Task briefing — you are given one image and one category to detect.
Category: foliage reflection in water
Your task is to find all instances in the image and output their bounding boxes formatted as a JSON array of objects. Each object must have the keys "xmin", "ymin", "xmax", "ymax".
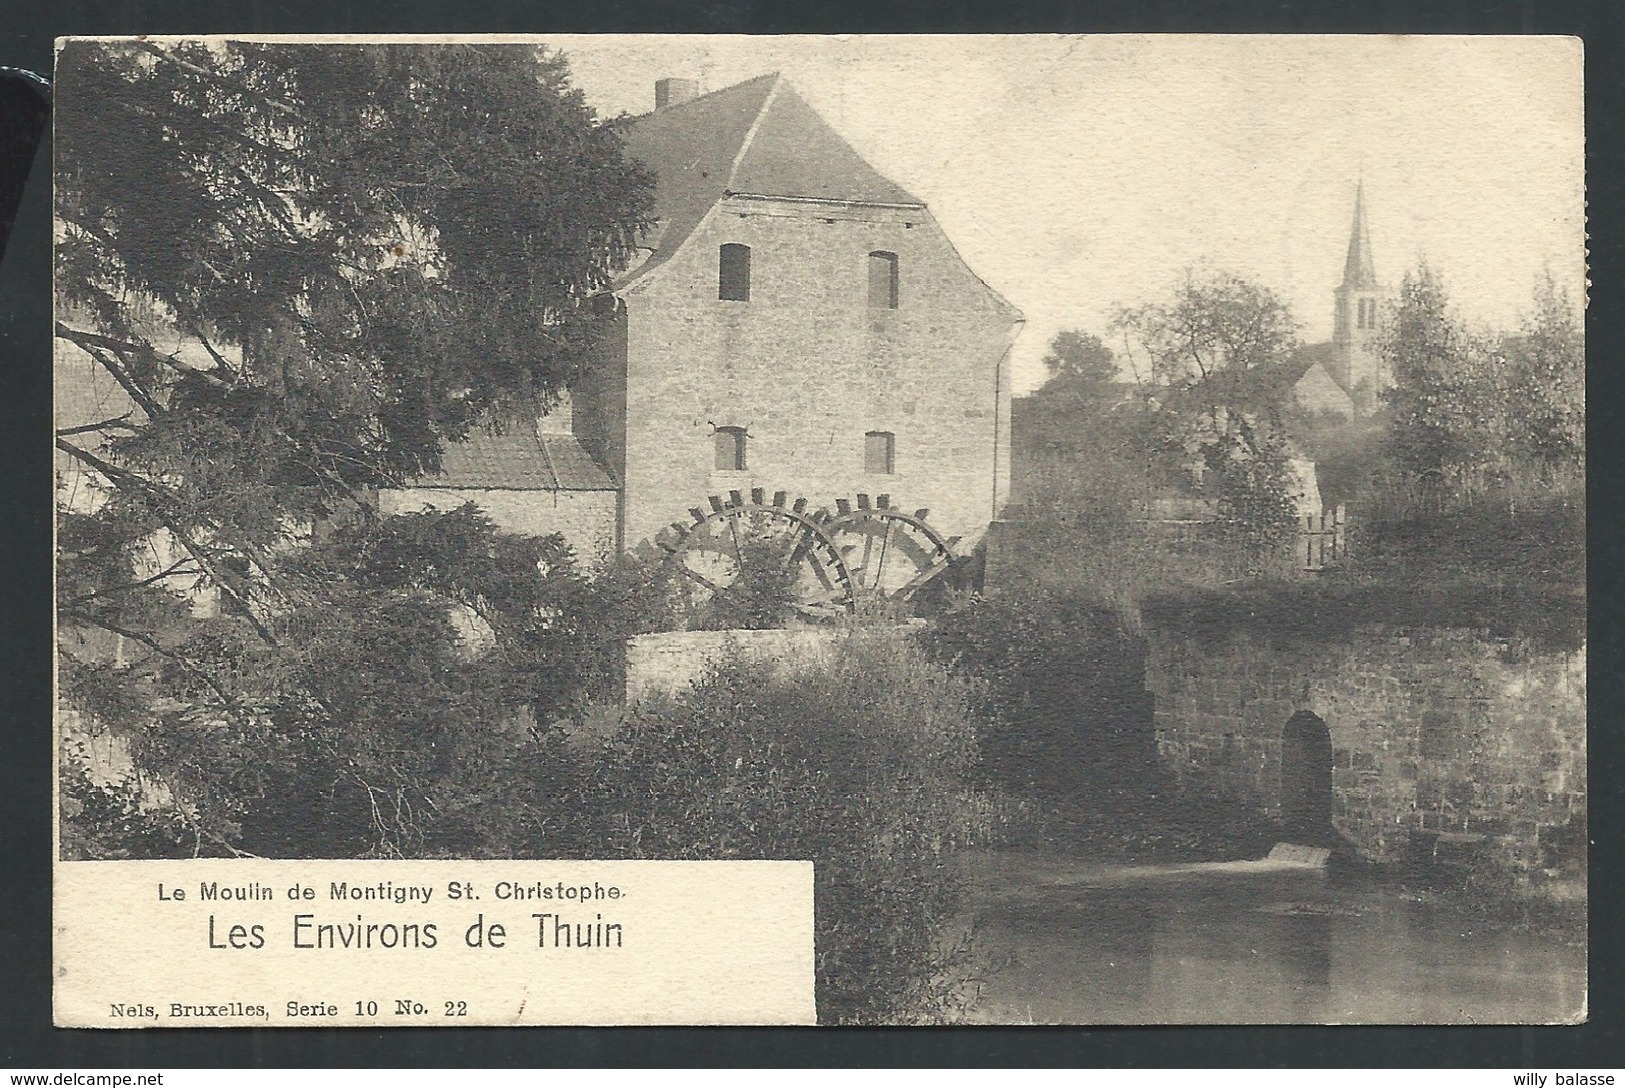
[{"xmin": 965, "ymin": 862, "xmax": 1584, "ymax": 1024}]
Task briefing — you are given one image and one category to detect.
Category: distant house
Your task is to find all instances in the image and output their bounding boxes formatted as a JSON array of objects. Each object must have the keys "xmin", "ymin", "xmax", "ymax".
[{"xmin": 1288, "ymin": 344, "xmax": 1357, "ymax": 420}]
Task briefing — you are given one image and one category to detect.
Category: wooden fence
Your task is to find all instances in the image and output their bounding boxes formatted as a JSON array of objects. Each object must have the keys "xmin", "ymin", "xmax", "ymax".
[
  {"xmin": 1144, "ymin": 503, "xmax": 1349, "ymax": 574},
  {"xmin": 1298, "ymin": 503, "xmax": 1347, "ymax": 572},
  {"xmin": 997, "ymin": 500, "xmax": 1350, "ymax": 579}
]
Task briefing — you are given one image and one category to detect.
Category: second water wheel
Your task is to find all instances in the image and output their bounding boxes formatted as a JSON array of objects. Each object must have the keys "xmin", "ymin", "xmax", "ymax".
[{"xmin": 824, "ymin": 493, "xmax": 960, "ymax": 603}]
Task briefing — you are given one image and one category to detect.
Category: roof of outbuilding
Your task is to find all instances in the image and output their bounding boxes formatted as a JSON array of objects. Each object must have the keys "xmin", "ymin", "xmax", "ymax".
[
  {"xmin": 1294, "ymin": 359, "xmax": 1355, "ymax": 405},
  {"xmin": 1207, "ymin": 341, "xmax": 1342, "ymax": 408},
  {"xmin": 614, "ymin": 73, "xmax": 923, "ymax": 286},
  {"xmin": 414, "ymin": 428, "xmax": 617, "ymax": 492}
]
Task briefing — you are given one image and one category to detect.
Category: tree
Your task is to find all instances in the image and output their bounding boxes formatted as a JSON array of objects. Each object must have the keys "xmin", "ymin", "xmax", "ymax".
[
  {"xmin": 1039, "ymin": 329, "xmax": 1117, "ymax": 401},
  {"xmin": 1112, "ymin": 269, "xmax": 1300, "ymax": 395},
  {"xmin": 54, "ymin": 41, "xmax": 654, "ymax": 857},
  {"xmin": 1380, "ymin": 265, "xmax": 1584, "ymax": 518},
  {"xmin": 1379, "ymin": 263, "xmax": 1507, "ymax": 491},
  {"xmin": 1505, "ymin": 273, "xmax": 1584, "ymax": 470},
  {"xmin": 1110, "ymin": 269, "xmax": 1303, "ymax": 554}
]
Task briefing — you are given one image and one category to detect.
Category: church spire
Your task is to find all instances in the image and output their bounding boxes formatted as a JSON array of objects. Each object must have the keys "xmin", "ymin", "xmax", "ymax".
[
  {"xmin": 1331, "ymin": 179, "xmax": 1386, "ymax": 414},
  {"xmin": 1341, "ymin": 180, "xmax": 1378, "ymax": 290}
]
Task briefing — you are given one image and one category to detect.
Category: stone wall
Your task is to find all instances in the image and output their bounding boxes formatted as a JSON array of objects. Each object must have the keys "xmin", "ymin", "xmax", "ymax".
[
  {"xmin": 624, "ymin": 626, "xmax": 842, "ymax": 703},
  {"xmin": 1144, "ymin": 624, "xmax": 1586, "ymax": 873},
  {"xmin": 380, "ymin": 487, "xmax": 618, "ymax": 570},
  {"xmin": 612, "ymin": 195, "xmax": 1020, "ymax": 553}
]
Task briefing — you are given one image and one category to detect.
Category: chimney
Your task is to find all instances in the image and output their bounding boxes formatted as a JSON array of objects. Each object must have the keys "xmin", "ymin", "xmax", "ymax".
[{"xmin": 654, "ymin": 78, "xmax": 700, "ymax": 109}]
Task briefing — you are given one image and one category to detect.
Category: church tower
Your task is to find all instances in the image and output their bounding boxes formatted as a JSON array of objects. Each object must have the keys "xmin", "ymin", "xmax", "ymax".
[{"xmin": 1331, "ymin": 181, "xmax": 1385, "ymax": 413}]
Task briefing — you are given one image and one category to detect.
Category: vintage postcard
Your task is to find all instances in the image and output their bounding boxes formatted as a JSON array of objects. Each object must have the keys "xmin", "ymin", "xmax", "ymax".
[{"xmin": 53, "ymin": 34, "xmax": 1585, "ymax": 1026}]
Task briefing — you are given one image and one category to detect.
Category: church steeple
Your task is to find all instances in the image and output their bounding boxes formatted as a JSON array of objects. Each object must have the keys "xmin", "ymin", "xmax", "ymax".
[
  {"xmin": 1341, "ymin": 180, "xmax": 1378, "ymax": 291},
  {"xmin": 1332, "ymin": 180, "xmax": 1385, "ymax": 411}
]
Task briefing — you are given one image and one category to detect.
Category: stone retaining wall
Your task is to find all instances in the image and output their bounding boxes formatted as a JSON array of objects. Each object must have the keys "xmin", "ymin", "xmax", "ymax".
[
  {"xmin": 1144, "ymin": 624, "xmax": 1586, "ymax": 873},
  {"xmin": 624, "ymin": 626, "xmax": 842, "ymax": 703}
]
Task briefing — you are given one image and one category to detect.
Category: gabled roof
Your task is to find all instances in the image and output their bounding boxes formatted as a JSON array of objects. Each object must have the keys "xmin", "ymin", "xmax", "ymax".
[
  {"xmin": 1292, "ymin": 360, "xmax": 1356, "ymax": 419},
  {"xmin": 1281, "ymin": 341, "xmax": 1340, "ymax": 387},
  {"xmin": 725, "ymin": 79, "xmax": 919, "ymax": 205},
  {"xmin": 414, "ymin": 429, "xmax": 616, "ymax": 492},
  {"xmin": 615, "ymin": 73, "xmax": 923, "ymax": 285}
]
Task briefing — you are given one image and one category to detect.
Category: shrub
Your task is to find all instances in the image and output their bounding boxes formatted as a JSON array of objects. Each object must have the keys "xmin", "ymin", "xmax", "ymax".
[
  {"xmin": 589, "ymin": 516, "xmax": 807, "ymax": 636},
  {"xmin": 1352, "ymin": 465, "xmax": 1584, "ymax": 591},
  {"xmin": 1005, "ymin": 390, "xmax": 1297, "ymax": 614},
  {"xmin": 58, "ymin": 738, "xmax": 191, "ymax": 860},
  {"xmin": 58, "ymin": 506, "xmax": 626, "ymax": 860},
  {"xmin": 554, "ymin": 629, "xmax": 996, "ymax": 1024},
  {"xmin": 922, "ymin": 591, "xmax": 1154, "ymax": 806}
]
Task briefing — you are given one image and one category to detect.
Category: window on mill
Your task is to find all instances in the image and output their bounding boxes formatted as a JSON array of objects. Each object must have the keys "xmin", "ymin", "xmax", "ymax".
[
  {"xmin": 719, "ymin": 243, "xmax": 751, "ymax": 302},
  {"xmin": 714, "ymin": 426, "xmax": 748, "ymax": 471},
  {"xmin": 868, "ymin": 251, "xmax": 899, "ymax": 309},
  {"xmin": 864, "ymin": 431, "xmax": 895, "ymax": 474}
]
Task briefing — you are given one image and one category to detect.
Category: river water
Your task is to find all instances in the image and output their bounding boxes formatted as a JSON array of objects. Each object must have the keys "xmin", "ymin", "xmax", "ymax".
[{"xmin": 963, "ymin": 852, "xmax": 1586, "ymax": 1024}]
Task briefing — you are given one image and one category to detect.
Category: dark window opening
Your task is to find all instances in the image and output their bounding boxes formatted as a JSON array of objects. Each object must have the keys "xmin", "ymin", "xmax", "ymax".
[
  {"xmin": 715, "ymin": 426, "xmax": 748, "ymax": 471},
  {"xmin": 719, "ymin": 243, "xmax": 751, "ymax": 302},
  {"xmin": 865, "ymin": 431, "xmax": 895, "ymax": 474},
  {"xmin": 868, "ymin": 251, "xmax": 899, "ymax": 309}
]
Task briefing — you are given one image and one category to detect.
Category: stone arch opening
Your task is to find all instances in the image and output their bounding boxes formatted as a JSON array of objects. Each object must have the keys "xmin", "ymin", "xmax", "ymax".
[{"xmin": 1280, "ymin": 709, "xmax": 1333, "ymax": 845}]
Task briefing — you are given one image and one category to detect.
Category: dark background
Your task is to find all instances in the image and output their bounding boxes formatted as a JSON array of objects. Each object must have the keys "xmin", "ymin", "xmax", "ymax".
[{"xmin": 2, "ymin": 0, "xmax": 1619, "ymax": 1068}]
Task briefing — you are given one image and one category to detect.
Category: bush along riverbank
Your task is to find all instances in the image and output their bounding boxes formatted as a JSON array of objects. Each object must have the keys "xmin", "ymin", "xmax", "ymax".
[{"xmin": 554, "ymin": 627, "xmax": 1001, "ymax": 1025}]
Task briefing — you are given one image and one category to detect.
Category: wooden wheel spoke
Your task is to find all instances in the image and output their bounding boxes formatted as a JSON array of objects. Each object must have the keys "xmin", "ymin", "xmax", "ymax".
[
  {"xmin": 781, "ymin": 523, "xmax": 812, "ymax": 573},
  {"xmin": 895, "ymin": 554, "xmax": 953, "ymax": 597},
  {"xmin": 873, "ymin": 518, "xmax": 899, "ymax": 590},
  {"xmin": 674, "ymin": 562, "xmax": 723, "ymax": 593},
  {"xmin": 725, "ymin": 511, "xmax": 746, "ymax": 569},
  {"xmin": 825, "ymin": 506, "xmax": 958, "ymax": 605},
  {"xmin": 857, "ymin": 529, "xmax": 876, "ymax": 585},
  {"xmin": 801, "ymin": 548, "xmax": 837, "ymax": 592}
]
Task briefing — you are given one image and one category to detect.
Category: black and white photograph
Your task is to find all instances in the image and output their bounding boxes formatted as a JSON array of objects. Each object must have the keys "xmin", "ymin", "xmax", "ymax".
[{"xmin": 52, "ymin": 34, "xmax": 1585, "ymax": 1027}]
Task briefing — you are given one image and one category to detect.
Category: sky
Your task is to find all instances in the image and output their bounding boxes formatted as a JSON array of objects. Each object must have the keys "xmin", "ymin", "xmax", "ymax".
[{"xmin": 546, "ymin": 34, "xmax": 1585, "ymax": 394}]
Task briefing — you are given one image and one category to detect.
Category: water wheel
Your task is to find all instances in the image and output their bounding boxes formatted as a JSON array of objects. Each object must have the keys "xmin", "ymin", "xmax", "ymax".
[
  {"xmin": 652, "ymin": 488, "xmax": 855, "ymax": 624},
  {"xmin": 825, "ymin": 492, "xmax": 960, "ymax": 602}
]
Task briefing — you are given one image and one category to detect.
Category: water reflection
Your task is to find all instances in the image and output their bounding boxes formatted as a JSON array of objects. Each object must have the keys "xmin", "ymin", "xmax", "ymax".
[{"xmin": 966, "ymin": 861, "xmax": 1584, "ymax": 1024}]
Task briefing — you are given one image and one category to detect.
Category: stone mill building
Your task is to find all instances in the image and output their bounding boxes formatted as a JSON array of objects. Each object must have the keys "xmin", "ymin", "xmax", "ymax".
[{"xmin": 387, "ymin": 73, "xmax": 1025, "ymax": 572}]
